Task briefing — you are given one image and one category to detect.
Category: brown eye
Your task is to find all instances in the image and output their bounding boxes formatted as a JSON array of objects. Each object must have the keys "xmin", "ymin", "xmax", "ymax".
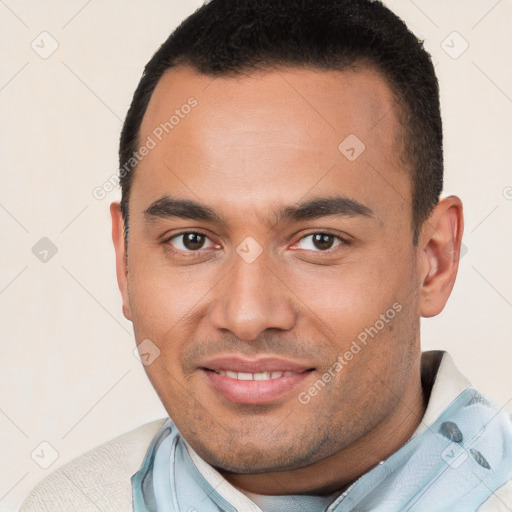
[
  {"xmin": 312, "ymin": 233, "xmax": 335, "ymax": 250},
  {"xmin": 182, "ymin": 232, "xmax": 206, "ymax": 250},
  {"xmin": 167, "ymin": 232, "xmax": 216, "ymax": 253},
  {"xmin": 296, "ymin": 233, "xmax": 344, "ymax": 252}
]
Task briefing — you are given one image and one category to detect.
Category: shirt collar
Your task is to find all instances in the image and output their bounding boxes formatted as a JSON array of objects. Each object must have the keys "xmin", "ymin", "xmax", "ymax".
[{"xmin": 412, "ymin": 350, "xmax": 471, "ymax": 438}]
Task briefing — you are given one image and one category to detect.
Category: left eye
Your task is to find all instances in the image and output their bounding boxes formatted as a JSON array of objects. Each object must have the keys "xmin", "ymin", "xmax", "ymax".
[
  {"xmin": 168, "ymin": 232, "xmax": 217, "ymax": 252},
  {"xmin": 295, "ymin": 233, "xmax": 344, "ymax": 252}
]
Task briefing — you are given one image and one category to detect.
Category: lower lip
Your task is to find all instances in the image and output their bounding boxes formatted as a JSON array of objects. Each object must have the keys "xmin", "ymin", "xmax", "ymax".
[{"xmin": 203, "ymin": 370, "xmax": 313, "ymax": 405}]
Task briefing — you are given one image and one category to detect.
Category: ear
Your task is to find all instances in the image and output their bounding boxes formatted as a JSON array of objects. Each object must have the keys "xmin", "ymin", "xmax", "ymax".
[
  {"xmin": 417, "ymin": 196, "xmax": 464, "ymax": 318},
  {"xmin": 110, "ymin": 201, "xmax": 132, "ymax": 321}
]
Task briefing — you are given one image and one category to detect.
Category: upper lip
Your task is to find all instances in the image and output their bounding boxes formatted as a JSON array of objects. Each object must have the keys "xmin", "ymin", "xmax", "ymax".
[{"xmin": 199, "ymin": 355, "xmax": 314, "ymax": 373}]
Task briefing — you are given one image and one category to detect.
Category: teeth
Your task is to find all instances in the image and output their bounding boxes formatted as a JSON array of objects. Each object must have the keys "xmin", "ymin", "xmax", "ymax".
[
  {"xmin": 254, "ymin": 372, "xmax": 271, "ymax": 380},
  {"xmin": 216, "ymin": 370, "xmax": 296, "ymax": 381}
]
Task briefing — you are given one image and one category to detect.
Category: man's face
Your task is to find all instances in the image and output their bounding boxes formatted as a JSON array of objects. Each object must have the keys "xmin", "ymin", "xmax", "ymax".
[{"xmin": 118, "ymin": 65, "xmax": 424, "ymax": 473}]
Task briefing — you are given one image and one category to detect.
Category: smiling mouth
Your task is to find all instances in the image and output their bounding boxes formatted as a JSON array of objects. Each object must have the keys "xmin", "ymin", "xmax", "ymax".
[
  {"xmin": 201, "ymin": 367, "xmax": 316, "ymax": 404},
  {"xmin": 208, "ymin": 369, "xmax": 306, "ymax": 380}
]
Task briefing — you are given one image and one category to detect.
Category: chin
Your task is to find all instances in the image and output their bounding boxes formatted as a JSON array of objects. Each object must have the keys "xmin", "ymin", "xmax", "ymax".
[{"xmin": 190, "ymin": 434, "xmax": 333, "ymax": 474}]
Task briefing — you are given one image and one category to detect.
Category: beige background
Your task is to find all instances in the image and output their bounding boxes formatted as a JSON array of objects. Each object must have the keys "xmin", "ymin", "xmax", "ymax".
[{"xmin": 1, "ymin": 1, "xmax": 511, "ymax": 510}]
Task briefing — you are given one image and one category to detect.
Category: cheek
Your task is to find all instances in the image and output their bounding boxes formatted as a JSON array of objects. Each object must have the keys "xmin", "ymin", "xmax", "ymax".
[
  {"xmin": 295, "ymin": 258, "xmax": 406, "ymax": 331},
  {"xmin": 301, "ymin": 251, "xmax": 417, "ymax": 367},
  {"xmin": 127, "ymin": 248, "xmax": 211, "ymax": 331}
]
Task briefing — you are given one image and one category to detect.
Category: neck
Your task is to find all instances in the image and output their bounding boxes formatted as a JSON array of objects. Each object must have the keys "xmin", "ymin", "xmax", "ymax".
[{"xmin": 220, "ymin": 365, "xmax": 427, "ymax": 497}]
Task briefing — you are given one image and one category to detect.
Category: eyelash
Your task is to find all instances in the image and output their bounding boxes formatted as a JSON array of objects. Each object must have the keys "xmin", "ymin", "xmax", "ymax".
[
  {"xmin": 292, "ymin": 232, "xmax": 347, "ymax": 253},
  {"xmin": 162, "ymin": 229, "xmax": 216, "ymax": 258},
  {"xmin": 162, "ymin": 230, "xmax": 349, "ymax": 258}
]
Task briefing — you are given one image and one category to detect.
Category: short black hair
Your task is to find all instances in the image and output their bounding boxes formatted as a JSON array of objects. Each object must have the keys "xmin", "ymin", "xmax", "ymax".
[{"xmin": 119, "ymin": 0, "xmax": 443, "ymax": 245}]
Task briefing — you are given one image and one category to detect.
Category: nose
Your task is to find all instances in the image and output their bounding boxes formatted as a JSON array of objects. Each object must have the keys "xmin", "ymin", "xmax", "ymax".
[{"xmin": 209, "ymin": 250, "xmax": 297, "ymax": 341}]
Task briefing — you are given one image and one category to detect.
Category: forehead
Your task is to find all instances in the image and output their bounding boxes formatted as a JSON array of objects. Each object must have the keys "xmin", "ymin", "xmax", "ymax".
[
  {"xmin": 141, "ymin": 64, "xmax": 400, "ymax": 148},
  {"xmin": 133, "ymin": 64, "xmax": 410, "ymax": 226}
]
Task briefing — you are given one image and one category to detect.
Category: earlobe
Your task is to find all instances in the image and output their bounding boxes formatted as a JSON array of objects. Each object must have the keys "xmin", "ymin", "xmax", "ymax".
[
  {"xmin": 110, "ymin": 201, "xmax": 132, "ymax": 321},
  {"xmin": 418, "ymin": 196, "xmax": 464, "ymax": 318}
]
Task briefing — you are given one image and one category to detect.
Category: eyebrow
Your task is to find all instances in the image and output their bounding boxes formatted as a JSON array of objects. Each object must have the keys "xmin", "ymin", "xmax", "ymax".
[
  {"xmin": 144, "ymin": 196, "xmax": 224, "ymax": 224},
  {"xmin": 274, "ymin": 196, "xmax": 373, "ymax": 225},
  {"xmin": 143, "ymin": 195, "xmax": 373, "ymax": 227}
]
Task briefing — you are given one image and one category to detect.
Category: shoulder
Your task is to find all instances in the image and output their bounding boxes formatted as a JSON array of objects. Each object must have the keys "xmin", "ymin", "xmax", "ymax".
[
  {"xmin": 478, "ymin": 480, "xmax": 512, "ymax": 511},
  {"xmin": 19, "ymin": 418, "xmax": 167, "ymax": 512}
]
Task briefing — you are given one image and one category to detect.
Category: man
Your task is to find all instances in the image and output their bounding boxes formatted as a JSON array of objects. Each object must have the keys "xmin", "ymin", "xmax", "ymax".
[{"xmin": 20, "ymin": 0, "xmax": 512, "ymax": 511}]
